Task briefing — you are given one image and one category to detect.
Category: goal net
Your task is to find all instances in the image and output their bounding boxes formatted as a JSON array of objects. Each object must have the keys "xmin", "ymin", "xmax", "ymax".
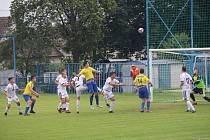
[{"xmin": 149, "ymin": 48, "xmax": 210, "ymax": 102}]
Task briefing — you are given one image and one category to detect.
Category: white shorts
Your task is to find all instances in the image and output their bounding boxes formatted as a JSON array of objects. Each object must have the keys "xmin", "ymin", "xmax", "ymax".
[
  {"xmin": 7, "ymin": 95, "xmax": 20, "ymax": 104},
  {"xmin": 75, "ymin": 85, "xmax": 87, "ymax": 97},
  {"xmin": 103, "ymin": 90, "xmax": 114, "ymax": 100},
  {"xmin": 58, "ymin": 90, "xmax": 69, "ymax": 99},
  {"xmin": 182, "ymin": 90, "xmax": 191, "ymax": 101}
]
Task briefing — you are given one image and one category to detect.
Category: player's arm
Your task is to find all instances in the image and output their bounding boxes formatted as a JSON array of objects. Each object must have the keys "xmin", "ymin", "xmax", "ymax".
[
  {"xmin": 54, "ymin": 80, "xmax": 59, "ymax": 85},
  {"xmin": 3, "ymin": 90, "xmax": 9, "ymax": 97},
  {"xmin": 180, "ymin": 81, "xmax": 184, "ymax": 88},
  {"xmin": 29, "ymin": 86, "xmax": 39, "ymax": 97}
]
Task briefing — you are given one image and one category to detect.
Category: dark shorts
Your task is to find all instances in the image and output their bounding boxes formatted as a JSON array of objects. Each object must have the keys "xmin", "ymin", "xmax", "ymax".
[
  {"xmin": 86, "ymin": 80, "xmax": 98, "ymax": 94},
  {"xmin": 23, "ymin": 95, "xmax": 32, "ymax": 102},
  {"xmin": 193, "ymin": 87, "xmax": 203, "ymax": 94},
  {"xmin": 138, "ymin": 86, "xmax": 149, "ymax": 99}
]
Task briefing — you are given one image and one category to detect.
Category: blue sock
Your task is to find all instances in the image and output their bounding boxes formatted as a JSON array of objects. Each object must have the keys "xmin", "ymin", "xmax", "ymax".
[
  {"xmin": 147, "ymin": 101, "xmax": 151, "ymax": 111},
  {"xmin": 24, "ymin": 106, "xmax": 30, "ymax": 114},
  {"xmin": 90, "ymin": 95, "xmax": 94, "ymax": 105},
  {"xmin": 140, "ymin": 102, "xmax": 145, "ymax": 111},
  {"xmin": 95, "ymin": 95, "xmax": 99, "ymax": 105}
]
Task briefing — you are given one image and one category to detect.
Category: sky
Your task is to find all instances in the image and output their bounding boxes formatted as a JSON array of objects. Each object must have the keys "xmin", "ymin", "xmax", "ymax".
[{"xmin": 0, "ymin": 0, "xmax": 12, "ymax": 17}]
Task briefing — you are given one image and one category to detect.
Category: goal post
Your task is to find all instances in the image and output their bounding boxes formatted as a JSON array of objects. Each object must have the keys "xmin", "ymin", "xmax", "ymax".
[
  {"xmin": 149, "ymin": 48, "xmax": 210, "ymax": 102},
  {"xmin": 0, "ymin": 35, "xmax": 16, "ymax": 92}
]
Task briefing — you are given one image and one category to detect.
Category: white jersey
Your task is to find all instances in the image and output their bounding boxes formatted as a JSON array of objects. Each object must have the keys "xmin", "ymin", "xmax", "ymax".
[
  {"xmin": 58, "ymin": 76, "xmax": 68, "ymax": 93},
  {"xmin": 103, "ymin": 77, "xmax": 119, "ymax": 92},
  {"xmin": 180, "ymin": 72, "xmax": 192, "ymax": 90},
  {"xmin": 72, "ymin": 75, "xmax": 85, "ymax": 87},
  {"xmin": 56, "ymin": 74, "xmax": 62, "ymax": 88},
  {"xmin": 4, "ymin": 83, "xmax": 19, "ymax": 98}
]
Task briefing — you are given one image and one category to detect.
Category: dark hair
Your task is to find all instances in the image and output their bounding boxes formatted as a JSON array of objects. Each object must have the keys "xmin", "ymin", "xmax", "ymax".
[
  {"xmin": 140, "ymin": 68, "xmax": 144, "ymax": 74},
  {"xmin": 194, "ymin": 67, "xmax": 198, "ymax": 71},
  {"xmin": 110, "ymin": 71, "xmax": 116, "ymax": 76},
  {"xmin": 31, "ymin": 75, "xmax": 36, "ymax": 80},
  {"xmin": 182, "ymin": 66, "xmax": 187, "ymax": 72},
  {"xmin": 60, "ymin": 68, "xmax": 66, "ymax": 73},
  {"xmin": 8, "ymin": 77, "xmax": 14, "ymax": 81},
  {"xmin": 83, "ymin": 61, "xmax": 89, "ymax": 67}
]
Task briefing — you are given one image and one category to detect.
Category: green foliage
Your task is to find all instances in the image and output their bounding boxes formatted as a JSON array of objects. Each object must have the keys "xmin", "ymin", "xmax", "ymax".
[{"xmin": 162, "ymin": 33, "xmax": 190, "ymax": 48}]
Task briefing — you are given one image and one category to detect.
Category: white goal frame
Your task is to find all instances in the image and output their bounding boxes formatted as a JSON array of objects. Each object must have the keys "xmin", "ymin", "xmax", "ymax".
[{"xmin": 149, "ymin": 48, "xmax": 210, "ymax": 102}]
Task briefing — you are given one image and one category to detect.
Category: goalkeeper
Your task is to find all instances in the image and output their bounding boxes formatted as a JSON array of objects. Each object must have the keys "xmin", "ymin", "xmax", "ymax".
[{"xmin": 190, "ymin": 67, "xmax": 210, "ymax": 105}]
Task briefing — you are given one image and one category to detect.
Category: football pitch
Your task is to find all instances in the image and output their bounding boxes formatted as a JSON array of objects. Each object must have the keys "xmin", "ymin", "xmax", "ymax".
[{"xmin": 0, "ymin": 93, "xmax": 210, "ymax": 140}]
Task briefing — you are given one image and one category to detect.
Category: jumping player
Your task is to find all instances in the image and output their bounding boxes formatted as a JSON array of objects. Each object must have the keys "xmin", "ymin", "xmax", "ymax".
[
  {"xmin": 23, "ymin": 75, "xmax": 39, "ymax": 116},
  {"xmin": 57, "ymin": 72, "xmax": 71, "ymax": 113},
  {"xmin": 134, "ymin": 69, "xmax": 152, "ymax": 112},
  {"xmin": 79, "ymin": 61, "xmax": 102, "ymax": 110},
  {"xmin": 180, "ymin": 66, "xmax": 196, "ymax": 113},
  {"xmin": 102, "ymin": 72, "xmax": 122, "ymax": 113},
  {"xmin": 190, "ymin": 67, "xmax": 210, "ymax": 105},
  {"xmin": 3, "ymin": 77, "xmax": 23, "ymax": 116},
  {"xmin": 71, "ymin": 70, "xmax": 87, "ymax": 114}
]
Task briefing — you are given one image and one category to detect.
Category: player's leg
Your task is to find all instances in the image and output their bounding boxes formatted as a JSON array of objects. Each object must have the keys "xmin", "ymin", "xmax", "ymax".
[
  {"xmin": 138, "ymin": 87, "xmax": 146, "ymax": 112},
  {"xmin": 185, "ymin": 90, "xmax": 196, "ymax": 113},
  {"xmin": 145, "ymin": 87, "xmax": 151, "ymax": 112},
  {"xmin": 4, "ymin": 98, "xmax": 12, "ymax": 116},
  {"xmin": 13, "ymin": 96, "xmax": 23, "ymax": 115},
  {"xmin": 191, "ymin": 88, "xmax": 198, "ymax": 105},
  {"xmin": 103, "ymin": 91, "xmax": 110, "ymax": 107},
  {"xmin": 109, "ymin": 95, "xmax": 115, "ymax": 113},
  {"xmin": 23, "ymin": 95, "xmax": 32, "ymax": 116},
  {"xmin": 76, "ymin": 87, "xmax": 81, "ymax": 113},
  {"xmin": 201, "ymin": 88, "xmax": 210, "ymax": 102},
  {"xmin": 65, "ymin": 95, "xmax": 71, "ymax": 113},
  {"xmin": 87, "ymin": 82, "xmax": 95, "ymax": 110},
  {"xmin": 93, "ymin": 82, "xmax": 102, "ymax": 108},
  {"xmin": 30, "ymin": 96, "xmax": 36, "ymax": 113},
  {"xmin": 57, "ymin": 92, "xmax": 65, "ymax": 113}
]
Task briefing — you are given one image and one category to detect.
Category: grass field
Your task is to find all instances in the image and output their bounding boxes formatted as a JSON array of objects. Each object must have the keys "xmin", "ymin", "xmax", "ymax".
[{"xmin": 0, "ymin": 93, "xmax": 210, "ymax": 140}]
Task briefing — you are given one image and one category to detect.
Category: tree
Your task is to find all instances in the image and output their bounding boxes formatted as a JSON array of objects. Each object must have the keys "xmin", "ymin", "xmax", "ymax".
[
  {"xmin": 10, "ymin": 0, "xmax": 54, "ymax": 74},
  {"xmin": 99, "ymin": 0, "xmax": 145, "ymax": 59}
]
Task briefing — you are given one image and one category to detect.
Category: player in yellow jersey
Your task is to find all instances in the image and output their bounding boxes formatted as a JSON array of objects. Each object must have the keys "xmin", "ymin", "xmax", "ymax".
[
  {"xmin": 23, "ymin": 75, "xmax": 39, "ymax": 116},
  {"xmin": 134, "ymin": 69, "xmax": 152, "ymax": 112},
  {"xmin": 79, "ymin": 61, "xmax": 102, "ymax": 110}
]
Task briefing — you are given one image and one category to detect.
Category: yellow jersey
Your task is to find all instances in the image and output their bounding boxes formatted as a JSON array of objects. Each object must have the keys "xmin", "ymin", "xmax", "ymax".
[
  {"xmin": 23, "ymin": 81, "xmax": 34, "ymax": 95},
  {"xmin": 79, "ymin": 66, "xmax": 96, "ymax": 81},
  {"xmin": 134, "ymin": 74, "xmax": 149, "ymax": 87}
]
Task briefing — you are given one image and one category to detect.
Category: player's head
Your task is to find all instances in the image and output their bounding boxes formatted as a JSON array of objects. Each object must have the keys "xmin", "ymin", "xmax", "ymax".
[
  {"xmin": 182, "ymin": 66, "xmax": 187, "ymax": 72},
  {"xmin": 60, "ymin": 68, "xmax": 67, "ymax": 75},
  {"xmin": 62, "ymin": 71, "xmax": 67, "ymax": 78},
  {"xmin": 140, "ymin": 68, "xmax": 144, "ymax": 74},
  {"xmin": 8, "ymin": 77, "xmax": 15, "ymax": 84},
  {"xmin": 194, "ymin": 67, "xmax": 198, "ymax": 75},
  {"xmin": 31, "ymin": 75, "xmax": 37, "ymax": 82},
  {"xmin": 110, "ymin": 71, "xmax": 116, "ymax": 78},
  {"xmin": 83, "ymin": 61, "xmax": 90, "ymax": 68},
  {"xmin": 131, "ymin": 65, "xmax": 136, "ymax": 70}
]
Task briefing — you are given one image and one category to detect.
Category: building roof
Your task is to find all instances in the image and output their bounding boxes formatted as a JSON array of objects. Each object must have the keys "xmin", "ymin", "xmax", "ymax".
[{"xmin": 0, "ymin": 17, "xmax": 11, "ymax": 35}]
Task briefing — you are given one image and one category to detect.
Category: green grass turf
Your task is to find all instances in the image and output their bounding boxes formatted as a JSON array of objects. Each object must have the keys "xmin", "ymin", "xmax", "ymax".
[{"xmin": 0, "ymin": 93, "xmax": 210, "ymax": 140}]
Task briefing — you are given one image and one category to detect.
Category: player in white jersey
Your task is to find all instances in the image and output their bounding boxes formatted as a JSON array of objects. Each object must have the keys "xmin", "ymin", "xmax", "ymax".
[
  {"xmin": 180, "ymin": 66, "xmax": 196, "ymax": 113},
  {"xmin": 71, "ymin": 71, "xmax": 87, "ymax": 113},
  {"xmin": 57, "ymin": 72, "xmax": 71, "ymax": 113},
  {"xmin": 102, "ymin": 72, "xmax": 122, "ymax": 113},
  {"xmin": 3, "ymin": 77, "xmax": 23, "ymax": 116},
  {"xmin": 55, "ymin": 68, "xmax": 67, "ymax": 112}
]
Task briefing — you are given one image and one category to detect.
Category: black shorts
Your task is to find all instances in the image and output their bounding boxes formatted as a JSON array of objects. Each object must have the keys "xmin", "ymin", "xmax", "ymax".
[{"xmin": 193, "ymin": 87, "xmax": 203, "ymax": 94}]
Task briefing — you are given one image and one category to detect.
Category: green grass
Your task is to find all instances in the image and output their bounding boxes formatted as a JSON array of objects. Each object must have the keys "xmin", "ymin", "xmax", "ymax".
[{"xmin": 0, "ymin": 93, "xmax": 210, "ymax": 140}]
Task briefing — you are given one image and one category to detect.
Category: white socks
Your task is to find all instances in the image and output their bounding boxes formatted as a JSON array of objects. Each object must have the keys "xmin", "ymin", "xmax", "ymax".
[
  {"xmin": 186, "ymin": 101, "xmax": 195, "ymax": 111},
  {"xmin": 109, "ymin": 101, "xmax": 115, "ymax": 111},
  {"xmin": 76, "ymin": 100, "xmax": 80, "ymax": 111}
]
